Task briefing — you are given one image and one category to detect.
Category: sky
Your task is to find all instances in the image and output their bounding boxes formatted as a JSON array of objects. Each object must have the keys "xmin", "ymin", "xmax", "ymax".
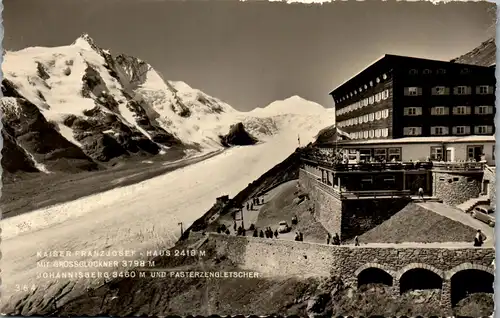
[{"xmin": 2, "ymin": 0, "xmax": 496, "ymax": 111}]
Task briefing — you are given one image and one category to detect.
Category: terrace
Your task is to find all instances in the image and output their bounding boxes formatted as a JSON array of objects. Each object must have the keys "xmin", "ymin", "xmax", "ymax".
[{"xmin": 301, "ymin": 156, "xmax": 485, "ymax": 173}]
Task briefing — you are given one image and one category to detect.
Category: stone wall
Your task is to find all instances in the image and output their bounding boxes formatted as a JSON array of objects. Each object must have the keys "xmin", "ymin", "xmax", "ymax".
[
  {"xmin": 208, "ymin": 233, "xmax": 494, "ymax": 314},
  {"xmin": 482, "ymin": 167, "xmax": 496, "ymax": 208},
  {"xmin": 432, "ymin": 171, "xmax": 482, "ymax": 206},
  {"xmin": 299, "ymin": 169, "xmax": 410, "ymax": 240},
  {"xmin": 299, "ymin": 169, "xmax": 342, "ymax": 236},
  {"xmin": 209, "ymin": 233, "xmax": 494, "ymax": 280}
]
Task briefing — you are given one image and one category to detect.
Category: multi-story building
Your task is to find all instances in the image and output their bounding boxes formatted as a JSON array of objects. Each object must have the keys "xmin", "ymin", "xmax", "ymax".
[{"xmin": 331, "ymin": 54, "xmax": 496, "ymax": 141}]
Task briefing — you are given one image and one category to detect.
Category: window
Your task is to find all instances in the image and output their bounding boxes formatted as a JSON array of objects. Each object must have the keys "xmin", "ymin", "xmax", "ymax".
[
  {"xmin": 388, "ymin": 148, "xmax": 402, "ymax": 161},
  {"xmin": 406, "ymin": 87, "xmax": 419, "ymax": 96},
  {"xmin": 368, "ymin": 113, "xmax": 374, "ymax": 121},
  {"xmin": 382, "ymin": 74, "xmax": 387, "ymax": 80},
  {"xmin": 375, "ymin": 111, "xmax": 382, "ymax": 120},
  {"xmin": 374, "ymin": 148, "xmax": 387, "ymax": 160},
  {"xmin": 454, "ymin": 86, "xmax": 470, "ymax": 95},
  {"xmin": 383, "ymin": 109, "xmax": 389, "ymax": 118},
  {"xmin": 369, "ymin": 81, "xmax": 373, "ymax": 87},
  {"xmin": 382, "ymin": 128, "xmax": 389, "ymax": 137},
  {"xmin": 453, "ymin": 106, "xmax": 470, "ymax": 115},
  {"xmin": 375, "ymin": 129, "xmax": 381, "ymax": 138},
  {"xmin": 376, "ymin": 77, "xmax": 380, "ymax": 83},
  {"xmin": 432, "ymin": 86, "xmax": 448, "ymax": 95},
  {"xmin": 368, "ymin": 130, "xmax": 375, "ymax": 138},
  {"xmin": 364, "ymin": 114, "xmax": 369, "ymax": 122},
  {"xmin": 375, "ymin": 93, "xmax": 381, "ymax": 102},
  {"xmin": 453, "ymin": 126, "xmax": 470, "ymax": 135},
  {"xmin": 404, "ymin": 127, "xmax": 422, "ymax": 136},
  {"xmin": 382, "ymin": 90, "xmax": 389, "ymax": 99},
  {"xmin": 363, "ymin": 131, "xmax": 369, "ymax": 138},
  {"xmin": 477, "ymin": 85, "xmax": 490, "ymax": 95},
  {"xmin": 437, "ymin": 68, "xmax": 446, "ymax": 74},
  {"xmin": 409, "ymin": 69, "xmax": 418, "ymax": 75},
  {"xmin": 430, "ymin": 146, "xmax": 443, "ymax": 161},
  {"xmin": 431, "ymin": 106, "xmax": 448, "ymax": 115},
  {"xmin": 404, "ymin": 107, "xmax": 422, "ymax": 116},
  {"xmin": 475, "ymin": 125, "xmax": 493, "ymax": 134},
  {"xmin": 361, "ymin": 177, "xmax": 373, "ymax": 184},
  {"xmin": 384, "ymin": 176, "xmax": 396, "ymax": 183},
  {"xmin": 423, "ymin": 69, "xmax": 432, "ymax": 75},
  {"xmin": 476, "ymin": 106, "xmax": 494, "ymax": 115},
  {"xmin": 369, "ymin": 96, "xmax": 374, "ymax": 104},
  {"xmin": 460, "ymin": 68, "xmax": 470, "ymax": 74},
  {"xmin": 431, "ymin": 126, "xmax": 448, "ymax": 136}
]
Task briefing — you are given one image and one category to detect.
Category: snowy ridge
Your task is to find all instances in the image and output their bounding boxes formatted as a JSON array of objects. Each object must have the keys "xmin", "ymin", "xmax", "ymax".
[{"xmin": 1, "ymin": 33, "xmax": 332, "ymax": 174}]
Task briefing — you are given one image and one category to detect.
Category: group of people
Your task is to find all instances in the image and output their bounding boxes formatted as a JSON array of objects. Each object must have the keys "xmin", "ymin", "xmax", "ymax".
[
  {"xmin": 246, "ymin": 196, "xmax": 264, "ymax": 211},
  {"xmin": 253, "ymin": 227, "xmax": 278, "ymax": 239},
  {"xmin": 326, "ymin": 233, "xmax": 342, "ymax": 245},
  {"xmin": 294, "ymin": 232, "xmax": 304, "ymax": 241}
]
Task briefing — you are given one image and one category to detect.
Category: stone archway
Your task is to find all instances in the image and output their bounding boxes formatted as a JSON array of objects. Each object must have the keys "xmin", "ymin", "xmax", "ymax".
[
  {"xmin": 355, "ymin": 263, "xmax": 394, "ymax": 289},
  {"xmin": 397, "ymin": 263, "xmax": 444, "ymax": 294},
  {"xmin": 448, "ymin": 263, "xmax": 494, "ymax": 307}
]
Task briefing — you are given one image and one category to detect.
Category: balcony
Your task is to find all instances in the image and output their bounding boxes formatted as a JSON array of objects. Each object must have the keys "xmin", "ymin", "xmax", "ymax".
[
  {"xmin": 432, "ymin": 161, "xmax": 485, "ymax": 172},
  {"xmin": 301, "ymin": 156, "xmax": 486, "ymax": 173}
]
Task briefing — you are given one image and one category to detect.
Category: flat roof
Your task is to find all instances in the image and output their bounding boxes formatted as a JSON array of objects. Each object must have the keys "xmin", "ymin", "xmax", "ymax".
[
  {"xmin": 329, "ymin": 54, "xmax": 493, "ymax": 96},
  {"xmin": 336, "ymin": 135, "xmax": 495, "ymax": 146}
]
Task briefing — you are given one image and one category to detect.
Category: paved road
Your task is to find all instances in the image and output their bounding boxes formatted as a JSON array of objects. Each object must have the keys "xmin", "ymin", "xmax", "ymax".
[{"xmin": 417, "ymin": 201, "xmax": 494, "ymax": 246}]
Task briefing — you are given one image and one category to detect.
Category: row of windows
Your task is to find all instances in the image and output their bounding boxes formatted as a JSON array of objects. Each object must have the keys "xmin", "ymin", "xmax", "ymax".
[
  {"xmin": 349, "ymin": 128, "xmax": 389, "ymax": 140},
  {"xmin": 408, "ymin": 67, "xmax": 473, "ymax": 76},
  {"xmin": 404, "ymin": 85, "xmax": 494, "ymax": 96},
  {"xmin": 403, "ymin": 125, "xmax": 493, "ymax": 136},
  {"xmin": 430, "ymin": 145, "xmax": 494, "ymax": 161},
  {"xmin": 404, "ymin": 125, "xmax": 493, "ymax": 136},
  {"xmin": 334, "ymin": 74, "xmax": 389, "ymax": 103},
  {"xmin": 336, "ymin": 89, "xmax": 391, "ymax": 116},
  {"xmin": 337, "ymin": 109, "xmax": 390, "ymax": 128},
  {"xmin": 403, "ymin": 106, "xmax": 494, "ymax": 116}
]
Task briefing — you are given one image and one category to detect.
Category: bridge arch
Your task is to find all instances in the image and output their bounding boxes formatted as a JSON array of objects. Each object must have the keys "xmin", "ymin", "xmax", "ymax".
[
  {"xmin": 355, "ymin": 263, "xmax": 394, "ymax": 288},
  {"xmin": 448, "ymin": 263, "xmax": 494, "ymax": 306},
  {"xmin": 397, "ymin": 263, "xmax": 444, "ymax": 294}
]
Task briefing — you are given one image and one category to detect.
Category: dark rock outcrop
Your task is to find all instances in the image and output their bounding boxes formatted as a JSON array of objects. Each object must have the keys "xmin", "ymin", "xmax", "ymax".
[
  {"xmin": 1, "ymin": 97, "xmax": 99, "ymax": 173},
  {"xmin": 219, "ymin": 122, "xmax": 258, "ymax": 147}
]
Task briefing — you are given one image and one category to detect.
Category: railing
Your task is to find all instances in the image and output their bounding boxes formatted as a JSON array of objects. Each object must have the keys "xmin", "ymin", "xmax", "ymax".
[
  {"xmin": 341, "ymin": 189, "xmax": 412, "ymax": 199},
  {"xmin": 302, "ymin": 156, "xmax": 486, "ymax": 173},
  {"xmin": 301, "ymin": 157, "xmax": 433, "ymax": 172},
  {"xmin": 301, "ymin": 169, "xmax": 410, "ymax": 200},
  {"xmin": 432, "ymin": 162, "xmax": 485, "ymax": 171}
]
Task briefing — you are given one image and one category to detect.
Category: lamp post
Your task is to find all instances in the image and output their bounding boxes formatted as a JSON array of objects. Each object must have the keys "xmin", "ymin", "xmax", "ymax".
[{"xmin": 178, "ymin": 222, "xmax": 183, "ymax": 237}]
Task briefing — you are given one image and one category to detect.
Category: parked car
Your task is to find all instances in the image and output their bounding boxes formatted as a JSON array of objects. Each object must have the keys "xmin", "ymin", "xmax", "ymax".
[
  {"xmin": 278, "ymin": 221, "xmax": 291, "ymax": 233},
  {"xmin": 471, "ymin": 205, "xmax": 495, "ymax": 227}
]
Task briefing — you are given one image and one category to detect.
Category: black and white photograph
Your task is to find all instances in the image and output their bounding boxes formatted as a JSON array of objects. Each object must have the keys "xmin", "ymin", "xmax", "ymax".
[{"xmin": 0, "ymin": 0, "xmax": 496, "ymax": 316}]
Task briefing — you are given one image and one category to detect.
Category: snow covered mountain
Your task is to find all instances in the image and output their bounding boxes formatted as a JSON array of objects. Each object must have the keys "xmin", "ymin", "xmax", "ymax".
[{"xmin": 1, "ymin": 34, "xmax": 333, "ymax": 175}]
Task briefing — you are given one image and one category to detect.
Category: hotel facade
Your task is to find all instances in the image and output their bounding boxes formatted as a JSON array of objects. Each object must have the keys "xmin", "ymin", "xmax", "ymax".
[{"xmin": 331, "ymin": 54, "xmax": 496, "ymax": 141}]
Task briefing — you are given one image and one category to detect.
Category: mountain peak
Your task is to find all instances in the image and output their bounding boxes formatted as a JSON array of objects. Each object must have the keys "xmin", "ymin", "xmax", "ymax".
[{"xmin": 72, "ymin": 33, "xmax": 106, "ymax": 55}]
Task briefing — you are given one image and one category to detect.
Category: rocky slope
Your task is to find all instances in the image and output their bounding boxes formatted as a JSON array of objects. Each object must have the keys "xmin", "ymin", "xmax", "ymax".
[
  {"xmin": 1, "ymin": 34, "xmax": 332, "ymax": 176},
  {"xmin": 219, "ymin": 122, "xmax": 258, "ymax": 147},
  {"xmin": 450, "ymin": 37, "xmax": 496, "ymax": 67}
]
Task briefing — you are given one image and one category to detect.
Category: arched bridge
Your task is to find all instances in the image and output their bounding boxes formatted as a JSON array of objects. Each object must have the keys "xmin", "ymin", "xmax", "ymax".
[{"xmin": 208, "ymin": 233, "xmax": 494, "ymax": 314}]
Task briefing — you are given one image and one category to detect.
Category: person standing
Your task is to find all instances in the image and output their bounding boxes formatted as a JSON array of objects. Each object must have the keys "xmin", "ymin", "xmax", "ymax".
[
  {"xmin": 354, "ymin": 236, "xmax": 360, "ymax": 246},
  {"xmin": 474, "ymin": 229, "xmax": 486, "ymax": 247},
  {"xmin": 418, "ymin": 187, "xmax": 425, "ymax": 202},
  {"xmin": 326, "ymin": 233, "xmax": 331, "ymax": 244}
]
